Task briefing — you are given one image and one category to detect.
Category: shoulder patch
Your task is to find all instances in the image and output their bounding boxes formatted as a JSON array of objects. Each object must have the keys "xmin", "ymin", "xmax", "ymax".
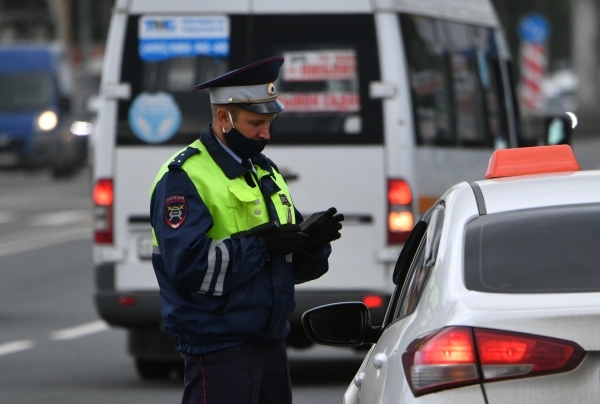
[
  {"xmin": 168, "ymin": 147, "xmax": 200, "ymax": 170},
  {"xmin": 164, "ymin": 195, "xmax": 187, "ymax": 229}
]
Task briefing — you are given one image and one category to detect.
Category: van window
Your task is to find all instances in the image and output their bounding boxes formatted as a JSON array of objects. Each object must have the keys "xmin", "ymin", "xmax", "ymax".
[
  {"xmin": 117, "ymin": 14, "xmax": 382, "ymax": 146},
  {"xmin": 400, "ymin": 14, "xmax": 510, "ymax": 149},
  {"xmin": 0, "ymin": 73, "xmax": 54, "ymax": 111},
  {"xmin": 464, "ymin": 204, "xmax": 600, "ymax": 293}
]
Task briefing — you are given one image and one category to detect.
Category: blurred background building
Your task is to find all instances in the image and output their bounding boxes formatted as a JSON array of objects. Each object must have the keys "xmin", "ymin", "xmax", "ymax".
[{"xmin": 0, "ymin": 0, "xmax": 599, "ymax": 137}]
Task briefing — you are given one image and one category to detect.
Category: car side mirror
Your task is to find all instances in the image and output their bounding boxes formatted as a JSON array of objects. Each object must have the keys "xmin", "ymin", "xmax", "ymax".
[
  {"xmin": 301, "ymin": 302, "xmax": 381, "ymax": 346},
  {"xmin": 545, "ymin": 114, "xmax": 574, "ymax": 146}
]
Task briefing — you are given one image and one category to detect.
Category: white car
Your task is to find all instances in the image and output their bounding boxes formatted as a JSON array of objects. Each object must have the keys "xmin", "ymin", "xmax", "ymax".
[{"xmin": 302, "ymin": 145, "xmax": 600, "ymax": 403}]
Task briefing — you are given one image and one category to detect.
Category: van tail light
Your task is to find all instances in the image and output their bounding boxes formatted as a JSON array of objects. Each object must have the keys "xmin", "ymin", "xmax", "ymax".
[
  {"xmin": 93, "ymin": 178, "xmax": 114, "ymax": 244},
  {"xmin": 387, "ymin": 179, "xmax": 413, "ymax": 244},
  {"xmin": 402, "ymin": 326, "xmax": 586, "ymax": 397}
]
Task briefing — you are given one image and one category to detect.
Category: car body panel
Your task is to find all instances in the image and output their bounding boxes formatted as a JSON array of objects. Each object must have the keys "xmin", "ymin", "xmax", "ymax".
[
  {"xmin": 477, "ymin": 171, "xmax": 600, "ymax": 215},
  {"xmin": 348, "ymin": 168, "xmax": 600, "ymax": 403},
  {"xmin": 483, "ymin": 353, "xmax": 600, "ymax": 403}
]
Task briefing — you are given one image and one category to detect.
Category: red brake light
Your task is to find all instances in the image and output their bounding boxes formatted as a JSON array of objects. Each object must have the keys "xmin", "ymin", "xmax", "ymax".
[
  {"xmin": 93, "ymin": 179, "xmax": 114, "ymax": 205},
  {"xmin": 93, "ymin": 179, "xmax": 113, "ymax": 244},
  {"xmin": 362, "ymin": 295, "xmax": 384, "ymax": 309},
  {"xmin": 402, "ymin": 327, "xmax": 478, "ymax": 397},
  {"xmin": 402, "ymin": 327, "xmax": 586, "ymax": 397},
  {"xmin": 474, "ymin": 328, "xmax": 585, "ymax": 380},
  {"xmin": 485, "ymin": 145, "xmax": 580, "ymax": 179},
  {"xmin": 388, "ymin": 180, "xmax": 412, "ymax": 205},
  {"xmin": 388, "ymin": 179, "xmax": 413, "ymax": 244}
]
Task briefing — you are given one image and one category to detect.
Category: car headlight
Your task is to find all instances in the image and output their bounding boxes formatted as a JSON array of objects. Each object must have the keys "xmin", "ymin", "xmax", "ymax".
[
  {"xmin": 70, "ymin": 121, "xmax": 93, "ymax": 136},
  {"xmin": 37, "ymin": 110, "xmax": 58, "ymax": 131}
]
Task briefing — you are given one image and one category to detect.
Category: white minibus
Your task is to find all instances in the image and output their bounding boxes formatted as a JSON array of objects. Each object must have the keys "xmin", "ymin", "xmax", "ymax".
[{"xmin": 93, "ymin": 0, "xmax": 526, "ymax": 379}]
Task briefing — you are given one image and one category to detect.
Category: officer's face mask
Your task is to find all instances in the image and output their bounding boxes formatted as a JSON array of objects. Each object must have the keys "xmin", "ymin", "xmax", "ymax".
[{"xmin": 223, "ymin": 112, "xmax": 269, "ymax": 161}]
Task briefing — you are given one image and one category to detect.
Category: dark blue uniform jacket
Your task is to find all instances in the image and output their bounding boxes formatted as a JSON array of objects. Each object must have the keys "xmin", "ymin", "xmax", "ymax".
[{"xmin": 150, "ymin": 128, "xmax": 331, "ymax": 355}]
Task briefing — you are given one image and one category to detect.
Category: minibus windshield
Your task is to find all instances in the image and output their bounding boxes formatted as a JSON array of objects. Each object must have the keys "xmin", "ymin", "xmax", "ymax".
[
  {"xmin": 0, "ymin": 73, "xmax": 54, "ymax": 111},
  {"xmin": 117, "ymin": 14, "xmax": 383, "ymax": 146}
]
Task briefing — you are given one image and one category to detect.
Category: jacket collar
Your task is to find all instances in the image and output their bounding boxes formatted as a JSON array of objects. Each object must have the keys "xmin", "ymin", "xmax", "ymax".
[{"xmin": 200, "ymin": 126, "xmax": 274, "ymax": 179}]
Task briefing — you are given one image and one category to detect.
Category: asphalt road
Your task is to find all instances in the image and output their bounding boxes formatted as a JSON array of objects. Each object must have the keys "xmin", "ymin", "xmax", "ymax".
[{"xmin": 0, "ymin": 167, "xmax": 364, "ymax": 404}]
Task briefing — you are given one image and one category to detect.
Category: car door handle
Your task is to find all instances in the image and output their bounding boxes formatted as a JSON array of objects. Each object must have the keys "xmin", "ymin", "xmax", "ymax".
[
  {"xmin": 353, "ymin": 372, "xmax": 365, "ymax": 387},
  {"xmin": 373, "ymin": 353, "xmax": 388, "ymax": 369}
]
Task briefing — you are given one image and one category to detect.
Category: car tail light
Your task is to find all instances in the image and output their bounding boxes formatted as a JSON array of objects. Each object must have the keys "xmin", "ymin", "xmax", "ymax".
[
  {"xmin": 387, "ymin": 179, "xmax": 413, "ymax": 244},
  {"xmin": 93, "ymin": 178, "xmax": 113, "ymax": 244},
  {"xmin": 474, "ymin": 328, "xmax": 586, "ymax": 381},
  {"xmin": 402, "ymin": 327, "xmax": 586, "ymax": 397},
  {"xmin": 402, "ymin": 327, "xmax": 479, "ymax": 397}
]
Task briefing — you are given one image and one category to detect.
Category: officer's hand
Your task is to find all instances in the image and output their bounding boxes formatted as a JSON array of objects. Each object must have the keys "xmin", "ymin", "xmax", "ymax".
[
  {"xmin": 302, "ymin": 207, "xmax": 344, "ymax": 249},
  {"xmin": 260, "ymin": 224, "xmax": 302, "ymax": 256}
]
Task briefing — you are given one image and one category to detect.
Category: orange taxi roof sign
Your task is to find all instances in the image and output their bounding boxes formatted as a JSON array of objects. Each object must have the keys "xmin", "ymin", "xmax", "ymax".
[{"xmin": 485, "ymin": 145, "xmax": 580, "ymax": 179}]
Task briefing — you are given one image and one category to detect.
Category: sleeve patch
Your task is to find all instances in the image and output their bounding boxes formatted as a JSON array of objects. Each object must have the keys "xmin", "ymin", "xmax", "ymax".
[{"xmin": 165, "ymin": 195, "xmax": 187, "ymax": 229}]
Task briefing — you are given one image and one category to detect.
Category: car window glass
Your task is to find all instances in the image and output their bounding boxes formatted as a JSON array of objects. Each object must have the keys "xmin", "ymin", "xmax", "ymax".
[
  {"xmin": 464, "ymin": 204, "xmax": 600, "ymax": 293},
  {"xmin": 394, "ymin": 238, "xmax": 428, "ymax": 320},
  {"xmin": 391, "ymin": 204, "xmax": 444, "ymax": 322},
  {"xmin": 385, "ymin": 220, "xmax": 427, "ymax": 326},
  {"xmin": 424, "ymin": 204, "xmax": 444, "ymax": 266}
]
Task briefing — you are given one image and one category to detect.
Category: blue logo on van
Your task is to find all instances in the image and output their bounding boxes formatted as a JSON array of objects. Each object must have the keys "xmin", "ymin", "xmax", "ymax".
[
  {"xmin": 128, "ymin": 92, "xmax": 182, "ymax": 144},
  {"xmin": 144, "ymin": 19, "xmax": 176, "ymax": 32},
  {"xmin": 138, "ymin": 16, "xmax": 230, "ymax": 61}
]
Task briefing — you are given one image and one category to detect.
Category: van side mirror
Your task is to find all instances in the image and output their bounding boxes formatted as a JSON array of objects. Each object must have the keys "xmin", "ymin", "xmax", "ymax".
[
  {"xmin": 544, "ymin": 114, "xmax": 574, "ymax": 145},
  {"xmin": 301, "ymin": 302, "xmax": 381, "ymax": 346}
]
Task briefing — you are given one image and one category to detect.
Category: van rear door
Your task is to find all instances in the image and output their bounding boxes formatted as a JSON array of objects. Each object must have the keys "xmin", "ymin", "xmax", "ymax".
[{"xmin": 111, "ymin": 13, "xmax": 385, "ymax": 298}]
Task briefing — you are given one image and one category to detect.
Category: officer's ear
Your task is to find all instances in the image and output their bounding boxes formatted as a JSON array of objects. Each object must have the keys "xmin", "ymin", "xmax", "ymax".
[{"xmin": 215, "ymin": 106, "xmax": 232, "ymax": 130}]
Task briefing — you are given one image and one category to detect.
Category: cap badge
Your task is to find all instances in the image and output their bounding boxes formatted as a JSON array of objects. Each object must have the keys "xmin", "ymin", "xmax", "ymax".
[{"xmin": 267, "ymin": 83, "xmax": 276, "ymax": 95}]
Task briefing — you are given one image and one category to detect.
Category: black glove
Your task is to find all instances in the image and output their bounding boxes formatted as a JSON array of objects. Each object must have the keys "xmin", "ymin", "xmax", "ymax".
[
  {"xmin": 260, "ymin": 223, "xmax": 302, "ymax": 256},
  {"xmin": 302, "ymin": 207, "xmax": 344, "ymax": 249}
]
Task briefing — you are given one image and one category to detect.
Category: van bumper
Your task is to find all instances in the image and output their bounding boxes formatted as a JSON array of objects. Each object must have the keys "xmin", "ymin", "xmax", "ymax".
[
  {"xmin": 94, "ymin": 264, "xmax": 161, "ymax": 327},
  {"xmin": 95, "ymin": 291, "xmax": 162, "ymax": 327},
  {"xmin": 290, "ymin": 290, "xmax": 390, "ymax": 327},
  {"xmin": 95, "ymin": 265, "xmax": 390, "ymax": 329}
]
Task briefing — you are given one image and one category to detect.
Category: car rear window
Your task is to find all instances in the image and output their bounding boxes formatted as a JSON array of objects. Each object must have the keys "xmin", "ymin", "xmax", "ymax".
[
  {"xmin": 117, "ymin": 14, "xmax": 382, "ymax": 147},
  {"xmin": 464, "ymin": 204, "xmax": 600, "ymax": 293}
]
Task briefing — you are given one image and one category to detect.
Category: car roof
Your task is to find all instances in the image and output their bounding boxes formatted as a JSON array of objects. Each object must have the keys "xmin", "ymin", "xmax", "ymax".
[{"xmin": 473, "ymin": 170, "xmax": 600, "ymax": 215}]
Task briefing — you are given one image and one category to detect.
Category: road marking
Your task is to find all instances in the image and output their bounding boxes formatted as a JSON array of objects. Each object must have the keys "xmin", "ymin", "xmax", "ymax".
[
  {"xmin": 0, "ymin": 226, "xmax": 91, "ymax": 258},
  {"xmin": 50, "ymin": 320, "xmax": 109, "ymax": 341},
  {"xmin": 28, "ymin": 210, "xmax": 91, "ymax": 227},
  {"xmin": 0, "ymin": 340, "xmax": 35, "ymax": 357},
  {"xmin": 0, "ymin": 211, "xmax": 14, "ymax": 225}
]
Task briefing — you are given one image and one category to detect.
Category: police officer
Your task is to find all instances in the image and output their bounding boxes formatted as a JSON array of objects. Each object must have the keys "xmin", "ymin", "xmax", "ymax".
[{"xmin": 150, "ymin": 56, "xmax": 344, "ymax": 404}]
